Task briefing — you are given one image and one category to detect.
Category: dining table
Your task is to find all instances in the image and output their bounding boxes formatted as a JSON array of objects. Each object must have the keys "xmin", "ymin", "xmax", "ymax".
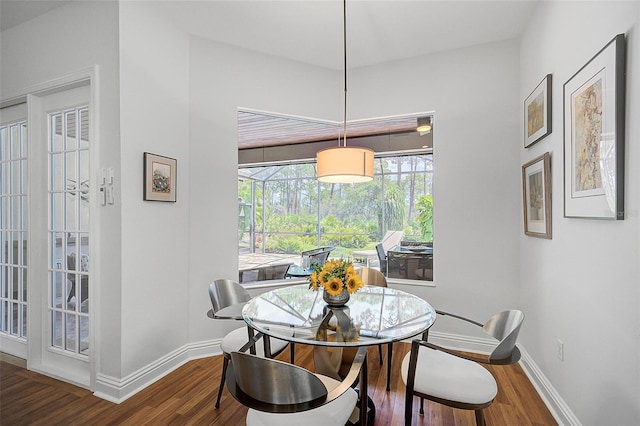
[
  {"xmin": 284, "ymin": 264, "xmax": 314, "ymax": 278},
  {"xmin": 240, "ymin": 283, "xmax": 436, "ymax": 425}
]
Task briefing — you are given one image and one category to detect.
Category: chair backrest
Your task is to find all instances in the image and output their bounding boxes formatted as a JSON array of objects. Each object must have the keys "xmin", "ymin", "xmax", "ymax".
[
  {"xmin": 483, "ymin": 309, "xmax": 525, "ymax": 363},
  {"xmin": 229, "ymin": 351, "xmax": 327, "ymax": 408},
  {"xmin": 375, "ymin": 243, "xmax": 387, "ymax": 275},
  {"xmin": 381, "ymin": 230, "xmax": 404, "ymax": 251},
  {"xmin": 309, "ymin": 249, "xmax": 332, "ymax": 266},
  {"xmin": 209, "ymin": 279, "xmax": 251, "ymax": 312},
  {"xmin": 358, "ymin": 267, "xmax": 387, "ymax": 287},
  {"xmin": 261, "ymin": 262, "xmax": 293, "ymax": 280}
]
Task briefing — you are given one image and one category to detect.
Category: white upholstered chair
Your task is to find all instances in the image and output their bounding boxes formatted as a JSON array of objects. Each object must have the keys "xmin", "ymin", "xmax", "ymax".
[{"xmin": 401, "ymin": 309, "xmax": 524, "ymax": 425}]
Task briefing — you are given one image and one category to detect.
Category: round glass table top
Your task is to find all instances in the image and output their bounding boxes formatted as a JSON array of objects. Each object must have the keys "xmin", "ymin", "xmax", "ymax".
[{"xmin": 242, "ymin": 284, "xmax": 436, "ymax": 347}]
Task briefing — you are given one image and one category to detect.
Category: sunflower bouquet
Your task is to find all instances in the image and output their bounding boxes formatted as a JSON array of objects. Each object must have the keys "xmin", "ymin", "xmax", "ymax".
[{"xmin": 308, "ymin": 258, "xmax": 364, "ymax": 296}]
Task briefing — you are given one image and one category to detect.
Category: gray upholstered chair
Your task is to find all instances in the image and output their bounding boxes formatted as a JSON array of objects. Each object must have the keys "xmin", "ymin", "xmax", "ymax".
[
  {"xmin": 227, "ymin": 350, "xmax": 362, "ymax": 426},
  {"xmin": 302, "ymin": 246, "xmax": 334, "ymax": 267},
  {"xmin": 208, "ymin": 279, "xmax": 292, "ymax": 408},
  {"xmin": 401, "ymin": 309, "xmax": 524, "ymax": 425}
]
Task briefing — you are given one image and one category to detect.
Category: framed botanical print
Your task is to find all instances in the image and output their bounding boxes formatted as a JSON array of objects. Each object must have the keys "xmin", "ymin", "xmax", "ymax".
[
  {"xmin": 522, "ymin": 153, "xmax": 552, "ymax": 239},
  {"xmin": 143, "ymin": 152, "xmax": 177, "ymax": 202},
  {"xmin": 563, "ymin": 34, "xmax": 625, "ymax": 219},
  {"xmin": 524, "ymin": 74, "xmax": 552, "ymax": 148}
]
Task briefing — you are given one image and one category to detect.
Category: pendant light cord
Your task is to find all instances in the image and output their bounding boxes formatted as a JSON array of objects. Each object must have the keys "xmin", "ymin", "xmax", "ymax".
[{"xmin": 342, "ymin": 0, "xmax": 348, "ymax": 147}]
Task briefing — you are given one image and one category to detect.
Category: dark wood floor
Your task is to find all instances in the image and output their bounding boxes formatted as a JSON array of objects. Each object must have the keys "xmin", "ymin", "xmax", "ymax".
[{"xmin": 0, "ymin": 343, "xmax": 556, "ymax": 425}]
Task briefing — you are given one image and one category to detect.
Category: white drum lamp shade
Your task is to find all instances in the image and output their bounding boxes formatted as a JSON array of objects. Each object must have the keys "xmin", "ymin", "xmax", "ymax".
[{"xmin": 316, "ymin": 146, "xmax": 374, "ymax": 184}]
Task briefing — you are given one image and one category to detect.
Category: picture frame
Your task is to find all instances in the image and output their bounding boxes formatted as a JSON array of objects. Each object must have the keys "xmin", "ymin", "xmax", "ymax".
[
  {"xmin": 563, "ymin": 34, "xmax": 625, "ymax": 220},
  {"xmin": 524, "ymin": 74, "xmax": 552, "ymax": 148},
  {"xmin": 522, "ymin": 152, "xmax": 552, "ymax": 239},
  {"xmin": 143, "ymin": 152, "xmax": 177, "ymax": 202}
]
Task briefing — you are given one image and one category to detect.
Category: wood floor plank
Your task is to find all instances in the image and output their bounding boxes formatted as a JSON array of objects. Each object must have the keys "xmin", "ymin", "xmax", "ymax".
[{"xmin": 1, "ymin": 343, "xmax": 557, "ymax": 425}]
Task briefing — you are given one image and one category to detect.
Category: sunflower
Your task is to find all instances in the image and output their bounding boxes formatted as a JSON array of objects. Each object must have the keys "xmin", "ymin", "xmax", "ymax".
[
  {"xmin": 345, "ymin": 274, "xmax": 363, "ymax": 293},
  {"xmin": 308, "ymin": 271, "xmax": 319, "ymax": 291},
  {"xmin": 308, "ymin": 258, "xmax": 363, "ymax": 295},
  {"xmin": 325, "ymin": 277, "xmax": 344, "ymax": 296},
  {"xmin": 318, "ymin": 270, "xmax": 332, "ymax": 285}
]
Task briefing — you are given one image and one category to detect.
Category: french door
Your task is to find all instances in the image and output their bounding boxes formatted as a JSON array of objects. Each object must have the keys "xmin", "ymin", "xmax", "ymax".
[
  {"xmin": 0, "ymin": 103, "xmax": 28, "ymax": 358},
  {"xmin": 28, "ymin": 84, "xmax": 93, "ymax": 387}
]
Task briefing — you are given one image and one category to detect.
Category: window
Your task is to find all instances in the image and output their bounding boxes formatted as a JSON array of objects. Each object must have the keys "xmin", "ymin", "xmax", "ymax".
[{"xmin": 238, "ymin": 154, "xmax": 433, "ymax": 270}]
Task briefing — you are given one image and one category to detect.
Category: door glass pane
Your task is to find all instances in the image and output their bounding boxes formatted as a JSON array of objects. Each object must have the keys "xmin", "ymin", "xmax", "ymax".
[
  {"xmin": 1, "ymin": 301, "xmax": 6, "ymax": 332},
  {"xmin": 21, "ymin": 304, "xmax": 27, "ymax": 337},
  {"xmin": 51, "ymin": 114, "xmax": 63, "ymax": 152},
  {"xmin": 52, "ymin": 271, "xmax": 63, "ymax": 309},
  {"xmin": 51, "ymin": 194, "xmax": 65, "ymax": 230},
  {"xmin": 66, "ymin": 194, "xmax": 77, "ymax": 231},
  {"xmin": 10, "ymin": 125, "xmax": 19, "ymax": 160},
  {"xmin": 52, "ymin": 311, "xmax": 62, "ymax": 348},
  {"xmin": 51, "ymin": 153, "xmax": 65, "ymax": 192},
  {"xmin": 65, "ymin": 111, "xmax": 77, "ymax": 150},
  {"xmin": 79, "ymin": 315, "xmax": 89, "ymax": 353},
  {"xmin": 65, "ymin": 313, "xmax": 76, "ymax": 352},
  {"xmin": 11, "ymin": 302, "xmax": 18, "ymax": 335}
]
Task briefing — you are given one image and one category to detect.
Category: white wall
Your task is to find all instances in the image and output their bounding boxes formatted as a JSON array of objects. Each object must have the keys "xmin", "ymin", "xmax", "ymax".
[
  {"xmin": 352, "ymin": 40, "xmax": 522, "ymax": 332},
  {"xmin": 188, "ymin": 37, "xmax": 342, "ymax": 343},
  {"xmin": 519, "ymin": 2, "xmax": 640, "ymax": 424},
  {"xmin": 118, "ymin": 2, "xmax": 191, "ymax": 377},
  {"xmin": 0, "ymin": 1, "xmax": 123, "ymax": 379}
]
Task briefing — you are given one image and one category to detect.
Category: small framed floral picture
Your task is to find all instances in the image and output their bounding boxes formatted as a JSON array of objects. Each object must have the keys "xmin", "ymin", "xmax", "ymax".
[
  {"xmin": 522, "ymin": 152, "xmax": 551, "ymax": 239},
  {"xmin": 143, "ymin": 152, "xmax": 177, "ymax": 202},
  {"xmin": 524, "ymin": 74, "xmax": 552, "ymax": 148}
]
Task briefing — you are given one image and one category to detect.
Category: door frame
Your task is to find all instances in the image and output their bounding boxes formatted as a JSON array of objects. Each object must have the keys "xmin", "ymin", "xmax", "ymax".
[{"xmin": 2, "ymin": 67, "xmax": 100, "ymax": 390}]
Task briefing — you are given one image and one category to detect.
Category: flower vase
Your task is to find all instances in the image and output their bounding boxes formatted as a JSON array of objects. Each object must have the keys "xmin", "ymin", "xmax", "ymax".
[{"xmin": 323, "ymin": 287, "xmax": 350, "ymax": 307}]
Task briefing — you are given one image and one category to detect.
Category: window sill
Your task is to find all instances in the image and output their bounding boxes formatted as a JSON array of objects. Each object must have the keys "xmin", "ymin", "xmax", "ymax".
[{"xmin": 386, "ymin": 278, "xmax": 435, "ymax": 288}]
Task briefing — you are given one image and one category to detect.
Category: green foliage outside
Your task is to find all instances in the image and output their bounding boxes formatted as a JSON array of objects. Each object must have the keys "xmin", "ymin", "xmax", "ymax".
[
  {"xmin": 239, "ymin": 155, "xmax": 433, "ymax": 257},
  {"xmin": 415, "ymin": 194, "xmax": 433, "ymax": 241}
]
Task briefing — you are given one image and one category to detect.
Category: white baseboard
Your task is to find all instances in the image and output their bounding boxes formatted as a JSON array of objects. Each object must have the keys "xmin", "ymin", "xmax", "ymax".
[
  {"xmin": 426, "ymin": 331, "xmax": 580, "ymax": 426},
  {"xmin": 93, "ymin": 339, "xmax": 222, "ymax": 403},
  {"xmin": 518, "ymin": 346, "xmax": 581, "ymax": 426},
  {"xmin": 92, "ymin": 332, "xmax": 580, "ymax": 426}
]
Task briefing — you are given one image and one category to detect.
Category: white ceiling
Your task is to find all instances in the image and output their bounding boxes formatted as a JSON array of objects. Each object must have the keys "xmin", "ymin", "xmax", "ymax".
[
  {"xmin": 1, "ymin": 0, "xmax": 539, "ymax": 70},
  {"xmin": 1, "ymin": 0, "xmax": 539, "ymax": 148}
]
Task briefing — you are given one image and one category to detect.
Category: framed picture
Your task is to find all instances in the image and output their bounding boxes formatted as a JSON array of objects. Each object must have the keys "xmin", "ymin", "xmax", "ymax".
[
  {"xmin": 143, "ymin": 152, "xmax": 177, "ymax": 202},
  {"xmin": 524, "ymin": 74, "xmax": 552, "ymax": 148},
  {"xmin": 522, "ymin": 152, "xmax": 552, "ymax": 239},
  {"xmin": 563, "ymin": 34, "xmax": 625, "ymax": 220}
]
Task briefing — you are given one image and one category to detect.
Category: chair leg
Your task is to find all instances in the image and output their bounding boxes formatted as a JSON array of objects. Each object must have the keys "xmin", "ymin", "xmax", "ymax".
[
  {"xmin": 419, "ymin": 397, "xmax": 424, "ymax": 415},
  {"xmin": 386, "ymin": 342, "xmax": 393, "ymax": 391},
  {"xmin": 378, "ymin": 344, "xmax": 383, "ymax": 365},
  {"xmin": 215, "ymin": 356, "xmax": 229, "ymax": 409},
  {"xmin": 404, "ymin": 393, "xmax": 413, "ymax": 426},
  {"xmin": 475, "ymin": 409, "xmax": 486, "ymax": 426},
  {"xmin": 290, "ymin": 342, "xmax": 295, "ymax": 363}
]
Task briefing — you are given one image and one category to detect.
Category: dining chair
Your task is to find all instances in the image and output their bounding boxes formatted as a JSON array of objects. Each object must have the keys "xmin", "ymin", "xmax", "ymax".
[
  {"xmin": 401, "ymin": 309, "xmax": 525, "ymax": 426},
  {"xmin": 208, "ymin": 279, "xmax": 293, "ymax": 409},
  {"xmin": 352, "ymin": 231, "xmax": 403, "ymax": 267},
  {"xmin": 302, "ymin": 246, "xmax": 334, "ymax": 267},
  {"xmin": 358, "ymin": 267, "xmax": 393, "ymax": 391},
  {"xmin": 226, "ymin": 350, "xmax": 363, "ymax": 426},
  {"xmin": 375, "ymin": 243, "xmax": 387, "ymax": 275}
]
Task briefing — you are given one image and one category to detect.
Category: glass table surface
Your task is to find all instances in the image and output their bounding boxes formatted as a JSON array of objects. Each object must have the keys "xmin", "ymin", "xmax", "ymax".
[{"xmin": 242, "ymin": 284, "xmax": 436, "ymax": 347}]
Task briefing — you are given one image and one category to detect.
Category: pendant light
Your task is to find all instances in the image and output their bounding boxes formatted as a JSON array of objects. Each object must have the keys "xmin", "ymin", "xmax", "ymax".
[
  {"xmin": 316, "ymin": 0, "xmax": 374, "ymax": 184},
  {"xmin": 416, "ymin": 116, "xmax": 432, "ymax": 134}
]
